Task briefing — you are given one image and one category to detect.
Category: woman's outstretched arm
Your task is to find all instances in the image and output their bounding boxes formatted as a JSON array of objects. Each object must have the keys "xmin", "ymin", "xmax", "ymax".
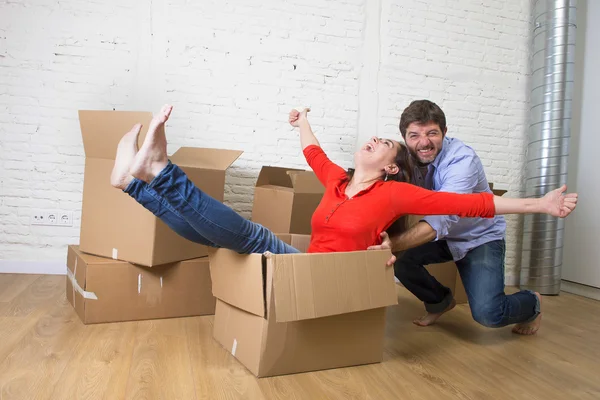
[{"xmin": 289, "ymin": 108, "xmax": 320, "ymax": 150}]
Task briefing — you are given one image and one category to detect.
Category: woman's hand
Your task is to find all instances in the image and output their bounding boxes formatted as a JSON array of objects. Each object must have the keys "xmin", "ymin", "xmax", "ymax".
[
  {"xmin": 540, "ymin": 184, "xmax": 578, "ymax": 218},
  {"xmin": 289, "ymin": 107, "xmax": 310, "ymax": 128}
]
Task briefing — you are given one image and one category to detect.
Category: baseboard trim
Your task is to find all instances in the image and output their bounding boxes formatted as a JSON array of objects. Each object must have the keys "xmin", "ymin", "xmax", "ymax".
[
  {"xmin": 505, "ymin": 275, "xmax": 518, "ymax": 286},
  {"xmin": 0, "ymin": 260, "xmax": 67, "ymax": 275},
  {"xmin": 561, "ymin": 280, "xmax": 600, "ymax": 301}
]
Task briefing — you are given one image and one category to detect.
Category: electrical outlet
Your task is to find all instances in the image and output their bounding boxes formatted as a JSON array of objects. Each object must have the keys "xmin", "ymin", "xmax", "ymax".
[
  {"xmin": 58, "ymin": 211, "xmax": 73, "ymax": 226},
  {"xmin": 31, "ymin": 210, "xmax": 73, "ymax": 227},
  {"xmin": 47, "ymin": 211, "xmax": 58, "ymax": 225},
  {"xmin": 31, "ymin": 211, "xmax": 48, "ymax": 225}
]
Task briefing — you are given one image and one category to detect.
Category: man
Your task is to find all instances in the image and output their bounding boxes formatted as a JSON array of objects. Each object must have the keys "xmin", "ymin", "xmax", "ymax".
[{"xmin": 386, "ymin": 100, "xmax": 541, "ymax": 335}]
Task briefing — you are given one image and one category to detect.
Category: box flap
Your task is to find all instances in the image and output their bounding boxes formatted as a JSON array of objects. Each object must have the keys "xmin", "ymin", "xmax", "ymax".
[
  {"xmin": 78, "ymin": 110, "xmax": 153, "ymax": 159},
  {"xmin": 269, "ymin": 250, "xmax": 397, "ymax": 323},
  {"xmin": 287, "ymin": 171, "xmax": 325, "ymax": 193},
  {"xmin": 170, "ymin": 147, "xmax": 243, "ymax": 170},
  {"xmin": 208, "ymin": 249, "xmax": 266, "ymax": 317},
  {"xmin": 71, "ymin": 245, "xmax": 129, "ymax": 266},
  {"xmin": 255, "ymin": 166, "xmax": 304, "ymax": 188}
]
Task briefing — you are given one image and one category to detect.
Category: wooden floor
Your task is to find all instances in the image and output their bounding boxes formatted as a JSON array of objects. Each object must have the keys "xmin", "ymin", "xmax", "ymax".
[{"xmin": 0, "ymin": 274, "xmax": 599, "ymax": 400}]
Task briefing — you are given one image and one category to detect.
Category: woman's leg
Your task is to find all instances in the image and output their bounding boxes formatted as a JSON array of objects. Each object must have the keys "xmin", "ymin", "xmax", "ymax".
[
  {"xmin": 123, "ymin": 178, "xmax": 220, "ymax": 246},
  {"xmin": 144, "ymin": 160, "xmax": 298, "ymax": 254},
  {"xmin": 111, "ymin": 122, "xmax": 218, "ymax": 246},
  {"xmin": 116, "ymin": 105, "xmax": 298, "ymax": 255}
]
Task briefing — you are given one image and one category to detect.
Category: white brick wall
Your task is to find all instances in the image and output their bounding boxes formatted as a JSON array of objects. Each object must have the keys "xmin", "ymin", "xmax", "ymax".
[{"xmin": 0, "ymin": 0, "xmax": 531, "ymax": 281}]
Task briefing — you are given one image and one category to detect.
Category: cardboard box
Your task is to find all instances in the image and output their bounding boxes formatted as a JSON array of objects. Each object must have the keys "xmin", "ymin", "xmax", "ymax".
[
  {"xmin": 78, "ymin": 110, "xmax": 243, "ymax": 266},
  {"xmin": 66, "ymin": 245, "xmax": 216, "ymax": 324},
  {"xmin": 209, "ymin": 234, "xmax": 397, "ymax": 377},
  {"xmin": 395, "ymin": 183, "xmax": 507, "ymax": 305},
  {"xmin": 425, "ymin": 262, "xmax": 468, "ymax": 303},
  {"xmin": 251, "ymin": 166, "xmax": 324, "ymax": 234}
]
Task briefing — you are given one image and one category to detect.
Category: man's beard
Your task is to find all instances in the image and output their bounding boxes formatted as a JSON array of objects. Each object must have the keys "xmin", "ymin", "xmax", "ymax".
[{"xmin": 408, "ymin": 147, "xmax": 437, "ymax": 167}]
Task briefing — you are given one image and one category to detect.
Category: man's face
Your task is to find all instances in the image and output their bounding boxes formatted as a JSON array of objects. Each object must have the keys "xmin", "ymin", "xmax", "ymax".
[{"xmin": 404, "ymin": 122, "xmax": 446, "ymax": 166}]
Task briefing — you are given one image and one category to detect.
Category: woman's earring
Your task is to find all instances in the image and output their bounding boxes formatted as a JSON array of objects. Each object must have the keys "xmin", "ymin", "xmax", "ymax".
[{"xmin": 384, "ymin": 172, "xmax": 389, "ymax": 181}]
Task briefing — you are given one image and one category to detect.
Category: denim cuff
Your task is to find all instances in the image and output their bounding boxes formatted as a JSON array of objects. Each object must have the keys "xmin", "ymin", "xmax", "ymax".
[
  {"xmin": 424, "ymin": 291, "xmax": 454, "ymax": 314},
  {"xmin": 148, "ymin": 160, "xmax": 174, "ymax": 190},
  {"xmin": 521, "ymin": 290, "xmax": 541, "ymax": 323},
  {"xmin": 123, "ymin": 177, "xmax": 143, "ymax": 195}
]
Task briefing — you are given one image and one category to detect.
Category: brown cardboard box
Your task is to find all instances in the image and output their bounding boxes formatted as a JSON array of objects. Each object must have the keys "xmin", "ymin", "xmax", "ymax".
[
  {"xmin": 396, "ymin": 183, "xmax": 508, "ymax": 305},
  {"xmin": 251, "ymin": 166, "xmax": 324, "ymax": 234},
  {"xmin": 209, "ymin": 234, "xmax": 397, "ymax": 377},
  {"xmin": 66, "ymin": 245, "xmax": 216, "ymax": 324},
  {"xmin": 425, "ymin": 262, "xmax": 468, "ymax": 303},
  {"xmin": 77, "ymin": 110, "xmax": 243, "ymax": 266}
]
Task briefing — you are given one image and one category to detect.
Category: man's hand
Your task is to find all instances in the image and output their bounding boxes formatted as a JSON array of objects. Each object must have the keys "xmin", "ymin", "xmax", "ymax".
[
  {"xmin": 367, "ymin": 232, "xmax": 396, "ymax": 266},
  {"xmin": 289, "ymin": 107, "xmax": 310, "ymax": 128}
]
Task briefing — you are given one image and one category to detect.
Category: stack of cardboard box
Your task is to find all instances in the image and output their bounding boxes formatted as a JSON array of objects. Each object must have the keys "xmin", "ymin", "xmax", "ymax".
[{"xmin": 66, "ymin": 110, "xmax": 242, "ymax": 324}]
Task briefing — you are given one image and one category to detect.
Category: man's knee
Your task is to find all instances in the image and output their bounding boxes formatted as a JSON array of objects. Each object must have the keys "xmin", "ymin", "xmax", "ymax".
[{"xmin": 470, "ymin": 301, "xmax": 505, "ymax": 328}]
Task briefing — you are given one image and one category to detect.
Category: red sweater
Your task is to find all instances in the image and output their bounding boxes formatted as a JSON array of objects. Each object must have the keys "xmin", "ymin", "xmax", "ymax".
[{"xmin": 303, "ymin": 145, "xmax": 495, "ymax": 253}]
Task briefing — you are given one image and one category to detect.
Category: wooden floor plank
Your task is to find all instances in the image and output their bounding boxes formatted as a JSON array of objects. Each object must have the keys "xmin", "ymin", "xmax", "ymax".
[
  {"xmin": 48, "ymin": 320, "xmax": 137, "ymax": 400},
  {"xmin": 0, "ymin": 274, "xmax": 41, "ymax": 303},
  {"xmin": 0, "ymin": 273, "xmax": 599, "ymax": 400},
  {"xmin": 124, "ymin": 318, "xmax": 197, "ymax": 400},
  {"xmin": 0, "ymin": 275, "xmax": 65, "ymax": 318},
  {"xmin": 0, "ymin": 280, "xmax": 87, "ymax": 400},
  {"xmin": 185, "ymin": 315, "xmax": 267, "ymax": 400}
]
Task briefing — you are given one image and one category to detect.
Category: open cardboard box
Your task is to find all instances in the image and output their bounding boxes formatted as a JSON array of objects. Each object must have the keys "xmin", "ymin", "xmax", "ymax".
[
  {"xmin": 66, "ymin": 245, "xmax": 215, "ymax": 324},
  {"xmin": 251, "ymin": 166, "xmax": 324, "ymax": 234},
  {"xmin": 209, "ymin": 234, "xmax": 397, "ymax": 377},
  {"xmin": 77, "ymin": 110, "xmax": 243, "ymax": 266}
]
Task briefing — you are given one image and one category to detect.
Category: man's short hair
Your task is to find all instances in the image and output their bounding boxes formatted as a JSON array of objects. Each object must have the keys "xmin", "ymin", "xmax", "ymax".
[{"xmin": 399, "ymin": 100, "xmax": 447, "ymax": 138}]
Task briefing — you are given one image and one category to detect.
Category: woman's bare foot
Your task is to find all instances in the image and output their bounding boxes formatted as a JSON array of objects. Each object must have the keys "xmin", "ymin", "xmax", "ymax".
[
  {"xmin": 110, "ymin": 123, "xmax": 143, "ymax": 190},
  {"xmin": 413, "ymin": 298, "xmax": 456, "ymax": 327},
  {"xmin": 512, "ymin": 292, "xmax": 542, "ymax": 335},
  {"xmin": 129, "ymin": 104, "xmax": 173, "ymax": 183}
]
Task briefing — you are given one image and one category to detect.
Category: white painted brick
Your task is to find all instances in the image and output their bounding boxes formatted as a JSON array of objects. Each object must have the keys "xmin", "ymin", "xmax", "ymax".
[{"xmin": 1, "ymin": 0, "xmax": 531, "ymax": 279}]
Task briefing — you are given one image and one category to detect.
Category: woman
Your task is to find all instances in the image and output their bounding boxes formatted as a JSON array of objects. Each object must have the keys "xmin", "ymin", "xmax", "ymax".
[{"xmin": 110, "ymin": 105, "xmax": 577, "ymax": 256}]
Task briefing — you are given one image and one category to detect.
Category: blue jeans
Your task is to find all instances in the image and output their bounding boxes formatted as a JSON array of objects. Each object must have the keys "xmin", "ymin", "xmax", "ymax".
[
  {"xmin": 124, "ymin": 161, "xmax": 300, "ymax": 255},
  {"xmin": 394, "ymin": 239, "xmax": 540, "ymax": 327}
]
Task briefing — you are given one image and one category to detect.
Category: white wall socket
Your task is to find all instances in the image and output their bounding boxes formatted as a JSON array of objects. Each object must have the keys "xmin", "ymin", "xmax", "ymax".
[{"xmin": 31, "ymin": 210, "xmax": 73, "ymax": 227}]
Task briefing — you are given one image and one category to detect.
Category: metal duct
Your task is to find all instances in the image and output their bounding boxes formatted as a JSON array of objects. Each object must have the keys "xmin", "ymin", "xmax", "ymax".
[{"xmin": 520, "ymin": 0, "xmax": 577, "ymax": 295}]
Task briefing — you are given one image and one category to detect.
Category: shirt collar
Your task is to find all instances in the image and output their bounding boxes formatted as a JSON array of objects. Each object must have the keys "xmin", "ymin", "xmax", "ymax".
[{"xmin": 430, "ymin": 136, "xmax": 451, "ymax": 170}]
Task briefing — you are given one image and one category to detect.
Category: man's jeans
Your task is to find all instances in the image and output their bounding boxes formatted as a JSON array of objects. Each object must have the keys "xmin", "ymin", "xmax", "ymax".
[
  {"xmin": 124, "ymin": 161, "xmax": 299, "ymax": 255},
  {"xmin": 394, "ymin": 239, "xmax": 540, "ymax": 327}
]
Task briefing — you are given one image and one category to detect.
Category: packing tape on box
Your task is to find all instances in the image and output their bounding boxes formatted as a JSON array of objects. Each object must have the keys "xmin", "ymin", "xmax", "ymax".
[
  {"xmin": 71, "ymin": 257, "xmax": 77, "ymax": 308},
  {"xmin": 67, "ymin": 259, "xmax": 98, "ymax": 301}
]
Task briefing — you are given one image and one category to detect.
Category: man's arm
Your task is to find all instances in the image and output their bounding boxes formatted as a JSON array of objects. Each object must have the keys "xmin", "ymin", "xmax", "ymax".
[{"xmin": 390, "ymin": 221, "xmax": 437, "ymax": 252}]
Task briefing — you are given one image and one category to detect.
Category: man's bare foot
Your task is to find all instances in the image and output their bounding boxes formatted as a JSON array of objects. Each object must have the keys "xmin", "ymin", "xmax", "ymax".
[
  {"xmin": 512, "ymin": 292, "xmax": 542, "ymax": 335},
  {"xmin": 110, "ymin": 123, "xmax": 143, "ymax": 190},
  {"xmin": 413, "ymin": 298, "xmax": 457, "ymax": 327},
  {"xmin": 130, "ymin": 104, "xmax": 173, "ymax": 183}
]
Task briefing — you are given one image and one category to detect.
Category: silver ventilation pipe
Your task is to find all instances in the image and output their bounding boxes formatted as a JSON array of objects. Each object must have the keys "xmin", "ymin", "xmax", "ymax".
[{"xmin": 520, "ymin": 0, "xmax": 577, "ymax": 295}]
